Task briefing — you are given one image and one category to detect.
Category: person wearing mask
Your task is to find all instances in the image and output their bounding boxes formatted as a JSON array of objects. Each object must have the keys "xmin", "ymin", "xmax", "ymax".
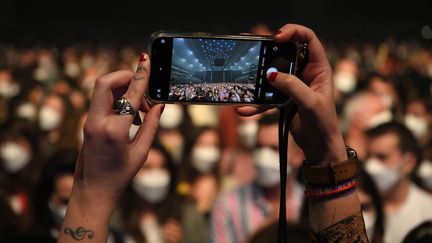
[
  {"xmin": 0, "ymin": 120, "xmax": 41, "ymax": 225},
  {"xmin": 31, "ymin": 150, "xmax": 78, "ymax": 241},
  {"xmin": 118, "ymin": 143, "xmax": 183, "ymax": 243},
  {"xmin": 365, "ymin": 121, "xmax": 432, "ymax": 242},
  {"xmin": 58, "ymin": 24, "xmax": 368, "ymax": 243},
  {"xmin": 209, "ymin": 112, "xmax": 304, "ymax": 243},
  {"xmin": 180, "ymin": 126, "xmax": 222, "ymax": 243}
]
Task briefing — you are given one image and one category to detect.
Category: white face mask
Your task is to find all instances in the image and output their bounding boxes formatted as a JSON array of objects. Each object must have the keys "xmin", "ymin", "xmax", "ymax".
[
  {"xmin": 132, "ymin": 169, "xmax": 171, "ymax": 203},
  {"xmin": 1, "ymin": 142, "xmax": 31, "ymax": 173},
  {"xmin": 191, "ymin": 145, "xmax": 220, "ymax": 173},
  {"xmin": 253, "ymin": 147, "xmax": 290, "ymax": 187},
  {"xmin": 365, "ymin": 157, "xmax": 402, "ymax": 193},
  {"xmin": 159, "ymin": 104, "xmax": 183, "ymax": 129},
  {"xmin": 334, "ymin": 71, "xmax": 357, "ymax": 93},
  {"xmin": 64, "ymin": 62, "xmax": 81, "ymax": 79},
  {"xmin": 238, "ymin": 122, "xmax": 258, "ymax": 149},
  {"xmin": 39, "ymin": 106, "xmax": 62, "ymax": 131},
  {"xmin": 367, "ymin": 110, "xmax": 393, "ymax": 129},
  {"xmin": 417, "ymin": 160, "xmax": 432, "ymax": 189},
  {"xmin": 16, "ymin": 102, "xmax": 37, "ymax": 121},
  {"xmin": 404, "ymin": 114, "xmax": 428, "ymax": 139},
  {"xmin": 362, "ymin": 211, "xmax": 376, "ymax": 240},
  {"xmin": 0, "ymin": 81, "xmax": 20, "ymax": 99}
]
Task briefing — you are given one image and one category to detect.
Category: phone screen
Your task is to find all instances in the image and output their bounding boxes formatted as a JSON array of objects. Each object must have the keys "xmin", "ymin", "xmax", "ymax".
[{"xmin": 149, "ymin": 34, "xmax": 298, "ymax": 105}]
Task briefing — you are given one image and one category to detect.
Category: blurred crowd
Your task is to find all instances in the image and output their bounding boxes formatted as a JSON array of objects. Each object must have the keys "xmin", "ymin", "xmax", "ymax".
[
  {"xmin": 0, "ymin": 35, "xmax": 431, "ymax": 243},
  {"xmin": 168, "ymin": 83, "xmax": 255, "ymax": 102}
]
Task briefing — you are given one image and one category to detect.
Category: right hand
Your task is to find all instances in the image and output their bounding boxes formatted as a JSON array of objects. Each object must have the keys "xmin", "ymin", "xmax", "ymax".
[{"xmin": 237, "ymin": 24, "xmax": 346, "ymax": 164}]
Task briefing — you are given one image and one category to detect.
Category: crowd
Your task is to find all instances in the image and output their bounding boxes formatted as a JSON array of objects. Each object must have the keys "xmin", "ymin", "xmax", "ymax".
[
  {"xmin": 168, "ymin": 83, "xmax": 255, "ymax": 103},
  {"xmin": 0, "ymin": 33, "xmax": 431, "ymax": 243}
]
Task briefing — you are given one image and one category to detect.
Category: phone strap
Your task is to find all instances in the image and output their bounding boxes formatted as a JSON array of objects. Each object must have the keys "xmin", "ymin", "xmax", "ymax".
[{"xmin": 277, "ymin": 103, "xmax": 298, "ymax": 243}]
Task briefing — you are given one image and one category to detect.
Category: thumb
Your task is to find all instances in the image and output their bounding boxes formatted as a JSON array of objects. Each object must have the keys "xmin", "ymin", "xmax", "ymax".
[{"xmin": 267, "ymin": 72, "xmax": 315, "ymax": 109}]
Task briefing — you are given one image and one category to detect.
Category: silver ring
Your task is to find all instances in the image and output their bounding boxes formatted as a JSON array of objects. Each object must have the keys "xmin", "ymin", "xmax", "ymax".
[{"xmin": 112, "ymin": 97, "xmax": 136, "ymax": 116}]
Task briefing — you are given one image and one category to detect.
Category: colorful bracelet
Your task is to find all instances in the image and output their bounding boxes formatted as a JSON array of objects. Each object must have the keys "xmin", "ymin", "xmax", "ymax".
[{"xmin": 304, "ymin": 178, "xmax": 357, "ymax": 199}]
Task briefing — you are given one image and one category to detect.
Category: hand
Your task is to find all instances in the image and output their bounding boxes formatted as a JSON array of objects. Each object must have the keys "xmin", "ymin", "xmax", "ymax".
[
  {"xmin": 163, "ymin": 219, "xmax": 182, "ymax": 243},
  {"xmin": 237, "ymin": 24, "xmax": 346, "ymax": 163},
  {"xmin": 74, "ymin": 53, "xmax": 164, "ymax": 202}
]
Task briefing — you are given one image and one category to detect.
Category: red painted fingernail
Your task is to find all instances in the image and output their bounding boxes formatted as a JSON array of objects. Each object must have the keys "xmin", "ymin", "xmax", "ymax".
[
  {"xmin": 139, "ymin": 53, "xmax": 147, "ymax": 62},
  {"xmin": 275, "ymin": 30, "xmax": 282, "ymax": 35},
  {"xmin": 267, "ymin": 72, "xmax": 278, "ymax": 82}
]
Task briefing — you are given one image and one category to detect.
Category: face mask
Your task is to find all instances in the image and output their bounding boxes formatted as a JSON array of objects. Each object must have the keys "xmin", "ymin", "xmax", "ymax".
[
  {"xmin": 253, "ymin": 147, "xmax": 290, "ymax": 187},
  {"xmin": 39, "ymin": 106, "xmax": 62, "ymax": 131},
  {"xmin": 64, "ymin": 62, "xmax": 81, "ymax": 79},
  {"xmin": 405, "ymin": 114, "xmax": 428, "ymax": 139},
  {"xmin": 417, "ymin": 160, "xmax": 432, "ymax": 189},
  {"xmin": 367, "ymin": 110, "xmax": 392, "ymax": 129},
  {"xmin": 365, "ymin": 157, "xmax": 402, "ymax": 193},
  {"xmin": 1, "ymin": 142, "xmax": 31, "ymax": 173},
  {"xmin": 0, "ymin": 81, "xmax": 19, "ymax": 99},
  {"xmin": 191, "ymin": 145, "xmax": 220, "ymax": 173},
  {"xmin": 159, "ymin": 104, "xmax": 183, "ymax": 129},
  {"xmin": 132, "ymin": 169, "xmax": 171, "ymax": 203},
  {"xmin": 244, "ymin": 98, "xmax": 251, "ymax": 102},
  {"xmin": 362, "ymin": 211, "xmax": 376, "ymax": 240},
  {"xmin": 48, "ymin": 200, "xmax": 68, "ymax": 226},
  {"xmin": 334, "ymin": 71, "xmax": 357, "ymax": 93},
  {"xmin": 231, "ymin": 98, "xmax": 238, "ymax": 102},
  {"xmin": 238, "ymin": 122, "xmax": 258, "ymax": 149},
  {"xmin": 16, "ymin": 102, "xmax": 37, "ymax": 121}
]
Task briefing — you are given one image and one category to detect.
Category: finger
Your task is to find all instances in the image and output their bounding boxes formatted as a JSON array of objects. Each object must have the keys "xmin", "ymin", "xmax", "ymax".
[
  {"xmin": 267, "ymin": 72, "xmax": 316, "ymax": 110},
  {"xmin": 129, "ymin": 104, "xmax": 164, "ymax": 162},
  {"xmin": 234, "ymin": 105, "xmax": 274, "ymax": 116},
  {"xmin": 273, "ymin": 24, "xmax": 327, "ymax": 64},
  {"xmin": 88, "ymin": 70, "xmax": 137, "ymax": 122},
  {"xmin": 249, "ymin": 23, "xmax": 273, "ymax": 35}
]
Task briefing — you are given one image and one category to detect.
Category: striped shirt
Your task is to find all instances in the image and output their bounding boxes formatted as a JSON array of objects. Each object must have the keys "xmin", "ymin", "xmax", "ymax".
[{"xmin": 209, "ymin": 182, "xmax": 303, "ymax": 243}]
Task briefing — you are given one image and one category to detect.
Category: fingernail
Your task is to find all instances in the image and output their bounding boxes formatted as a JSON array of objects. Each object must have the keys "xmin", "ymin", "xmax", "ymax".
[
  {"xmin": 267, "ymin": 72, "xmax": 278, "ymax": 82},
  {"xmin": 139, "ymin": 53, "xmax": 148, "ymax": 62},
  {"xmin": 275, "ymin": 30, "xmax": 282, "ymax": 36}
]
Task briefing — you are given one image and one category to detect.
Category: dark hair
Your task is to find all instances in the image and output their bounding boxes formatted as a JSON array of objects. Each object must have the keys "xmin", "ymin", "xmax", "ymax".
[
  {"xmin": 246, "ymin": 221, "xmax": 311, "ymax": 243},
  {"xmin": 366, "ymin": 121, "xmax": 419, "ymax": 157},
  {"xmin": 402, "ymin": 220, "xmax": 432, "ymax": 243},
  {"xmin": 31, "ymin": 149, "xmax": 77, "ymax": 235}
]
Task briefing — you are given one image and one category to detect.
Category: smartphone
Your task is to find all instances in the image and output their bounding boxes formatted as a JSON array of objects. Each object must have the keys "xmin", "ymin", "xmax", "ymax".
[{"xmin": 147, "ymin": 31, "xmax": 307, "ymax": 105}]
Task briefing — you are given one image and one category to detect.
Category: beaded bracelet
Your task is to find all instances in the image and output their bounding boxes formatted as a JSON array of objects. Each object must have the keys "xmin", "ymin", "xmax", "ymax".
[{"xmin": 304, "ymin": 178, "xmax": 357, "ymax": 199}]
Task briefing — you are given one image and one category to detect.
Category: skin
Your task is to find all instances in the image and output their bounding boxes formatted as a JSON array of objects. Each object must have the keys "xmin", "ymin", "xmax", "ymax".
[{"xmin": 58, "ymin": 24, "xmax": 364, "ymax": 243}]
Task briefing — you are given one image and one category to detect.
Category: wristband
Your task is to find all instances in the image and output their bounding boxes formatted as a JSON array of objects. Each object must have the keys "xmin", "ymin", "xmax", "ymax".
[{"xmin": 302, "ymin": 146, "xmax": 360, "ymax": 186}]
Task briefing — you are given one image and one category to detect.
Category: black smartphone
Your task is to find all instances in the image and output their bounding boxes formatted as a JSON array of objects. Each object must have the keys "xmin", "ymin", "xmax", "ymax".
[{"xmin": 148, "ymin": 31, "xmax": 306, "ymax": 105}]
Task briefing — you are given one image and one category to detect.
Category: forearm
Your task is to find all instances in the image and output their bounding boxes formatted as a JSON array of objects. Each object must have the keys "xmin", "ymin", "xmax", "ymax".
[
  {"xmin": 307, "ymin": 138, "xmax": 368, "ymax": 242},
  {"xmin": 57, "ymin": 184, "xmax": 117, "ymax": 243}
]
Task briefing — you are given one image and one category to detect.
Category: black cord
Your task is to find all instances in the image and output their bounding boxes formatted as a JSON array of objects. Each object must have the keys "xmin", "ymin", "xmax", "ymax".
[{"xmin": 277, "ymin": 103, "xmax": 298, "ymax": 243}]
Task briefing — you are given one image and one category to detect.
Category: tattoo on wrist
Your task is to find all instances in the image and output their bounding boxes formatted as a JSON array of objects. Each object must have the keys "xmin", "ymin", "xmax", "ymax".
[
  {"xmin": 64, "ymin": 227, "xmax": 94, "ymax": 241},
  {"xmin": 312, "ymin": 211, "xmax": 369, "ymax": 243}
]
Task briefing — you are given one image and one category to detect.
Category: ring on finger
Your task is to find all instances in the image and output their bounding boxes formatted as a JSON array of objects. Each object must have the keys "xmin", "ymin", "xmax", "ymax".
[{"xmin": 112, "ymin": 96, "xmax": 137, "ymax": 116}]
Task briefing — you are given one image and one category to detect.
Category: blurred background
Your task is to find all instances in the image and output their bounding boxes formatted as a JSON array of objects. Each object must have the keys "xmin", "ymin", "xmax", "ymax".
[{"xmin": 0, "ymin": 1, "xmax": 432, "ymax": 243}]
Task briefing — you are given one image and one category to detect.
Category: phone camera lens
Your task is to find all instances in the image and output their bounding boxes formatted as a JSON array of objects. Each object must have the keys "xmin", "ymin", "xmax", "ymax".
[{"xmin": 161, "ymin": 39, "xmax": 166, "ymax": 44}]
